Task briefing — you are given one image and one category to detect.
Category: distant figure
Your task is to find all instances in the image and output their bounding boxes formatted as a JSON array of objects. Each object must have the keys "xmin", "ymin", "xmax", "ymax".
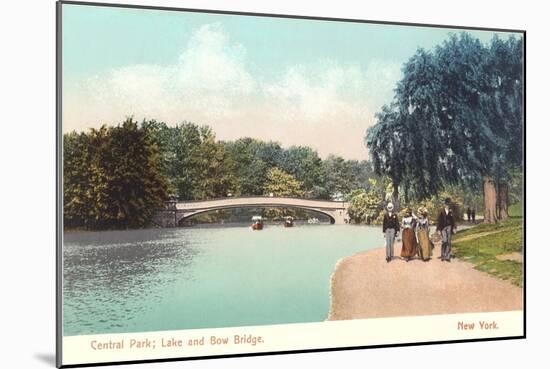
[
  {"xmin": 416, "ymin": 207, "xmax": 432, "ymax": 261},
  {"xmin": 383, "ymin": 202, "xmax": 399, "ymax": 263},
  {"xmin": 471, "ymin": 208, "xmax": 476, "ymax": 223},
  {"xmin": 466, "ymin": 207, "xmax": 472, "ymax": 222},
  {"xmin": 400, "ymin": 208, "xmax": 418, "ymax": 262},
  {"xmin": 437, "ymin": 198, "xmax": 456, "ymax": 262}
]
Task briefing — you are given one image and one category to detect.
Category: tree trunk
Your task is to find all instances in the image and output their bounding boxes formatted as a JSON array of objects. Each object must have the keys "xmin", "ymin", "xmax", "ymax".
[
  {"xmin": 498, "ymin": 182, "xmax": 509, "ymax": 220},
  {"xmin": 392, "ymin": 183, "xmax": 400, "ymax": 211},
  {"xmin": 483, "ymin": 177, "xmax": 498, "ymax": 224}
]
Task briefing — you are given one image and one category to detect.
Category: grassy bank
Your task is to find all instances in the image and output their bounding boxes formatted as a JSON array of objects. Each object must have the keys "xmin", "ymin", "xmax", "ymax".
[{"xmin": 452, "ymin": 216, "xmax": 523, "ymax": 287}]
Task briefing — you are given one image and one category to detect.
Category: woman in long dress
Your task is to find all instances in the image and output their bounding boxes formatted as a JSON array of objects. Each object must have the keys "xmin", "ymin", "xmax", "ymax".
[
  {"xmin": 400, "ymin": 208, "xmax": 417, "ymax": 261},
  {"xmin": 416, "ymin": 207, "xmax": 432, "ymax": 261}
]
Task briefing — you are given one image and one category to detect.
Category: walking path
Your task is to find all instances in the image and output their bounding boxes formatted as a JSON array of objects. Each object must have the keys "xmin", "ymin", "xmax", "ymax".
[{"xmin": 327, "ymin": 240, "xmax": 523, "ymax": 320}]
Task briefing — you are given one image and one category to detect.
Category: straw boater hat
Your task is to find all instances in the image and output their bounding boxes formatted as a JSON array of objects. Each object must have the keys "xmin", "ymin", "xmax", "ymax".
[
  {"xmin": 417, "ymin": 206, "xmax": 428, "ymax": 216},
  {"xmin": 387, "ymin": 202, "xmax": 394, "ymax": 211}
]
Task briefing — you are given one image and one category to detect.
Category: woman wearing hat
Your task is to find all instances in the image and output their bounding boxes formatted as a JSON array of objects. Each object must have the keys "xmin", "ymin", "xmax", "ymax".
[
  {"xmin": 416, "ymin": 207, "xmax": 432, "ymax": 261},
  {"xmin": 400, "ymin": 208, "xmax": 417, "ymax": 262},
  {"xmin": 382, "ymin": 202, "xmax": 399, "ymax": 262}
]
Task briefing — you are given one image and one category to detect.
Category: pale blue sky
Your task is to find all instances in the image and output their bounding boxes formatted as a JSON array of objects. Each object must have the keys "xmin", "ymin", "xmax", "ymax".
[{"xmin": 62, "ymin": 3, "xmax": 521, "ymax": 159}]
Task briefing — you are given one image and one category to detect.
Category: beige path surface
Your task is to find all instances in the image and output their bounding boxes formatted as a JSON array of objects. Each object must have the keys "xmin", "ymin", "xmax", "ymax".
[{"xmin": 328, "ymin": 241, "xmax": 523, "ymax": 321}]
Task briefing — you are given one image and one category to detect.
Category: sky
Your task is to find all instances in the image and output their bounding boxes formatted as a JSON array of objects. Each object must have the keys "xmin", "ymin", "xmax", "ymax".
[{"xmin": 61, "ymin": 4, "xmax": 520, "ymax": 160}]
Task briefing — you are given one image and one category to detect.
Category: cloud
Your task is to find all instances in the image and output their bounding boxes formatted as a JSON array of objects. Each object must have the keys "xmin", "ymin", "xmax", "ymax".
[{"xmin": 63, "ymin": 23, "xmax": 402, "ymax": 160}]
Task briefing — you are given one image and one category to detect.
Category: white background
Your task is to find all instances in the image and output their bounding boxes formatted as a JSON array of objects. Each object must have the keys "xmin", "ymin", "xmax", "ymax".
[{"xmin": 0, "ymin": 0, "xmax": 546, "ymax": 368}]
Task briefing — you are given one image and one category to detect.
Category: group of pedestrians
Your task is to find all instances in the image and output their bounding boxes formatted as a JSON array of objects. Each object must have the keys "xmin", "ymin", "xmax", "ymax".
[{"xmin": 382, "ymin": 198, "xmax": 456, "ymax": 263}]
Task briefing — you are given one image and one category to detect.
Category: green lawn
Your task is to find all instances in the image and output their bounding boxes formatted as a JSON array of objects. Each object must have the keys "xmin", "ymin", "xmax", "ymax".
[
  {"xmin": 508, "ymin": 202, "xmax": 523, "ymax": 218},
  {"xmin": 453, "ymin": 217, "xmax": 524, "ymax": 287}
]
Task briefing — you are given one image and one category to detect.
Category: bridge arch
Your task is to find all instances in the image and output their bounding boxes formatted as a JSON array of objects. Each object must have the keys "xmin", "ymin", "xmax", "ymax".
[
  {"xmin": 176, "ymin": 204, "xmax": 337, "ymax": 226},
  {"xmin": 171, "ymin": 196, "xmax": 349, "ymax": 226}
]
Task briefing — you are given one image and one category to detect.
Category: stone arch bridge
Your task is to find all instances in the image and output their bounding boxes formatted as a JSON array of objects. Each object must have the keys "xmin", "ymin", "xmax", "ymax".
[{"xmin": 152, "ymin": 196, "xmax": 349, "ymax": 227}]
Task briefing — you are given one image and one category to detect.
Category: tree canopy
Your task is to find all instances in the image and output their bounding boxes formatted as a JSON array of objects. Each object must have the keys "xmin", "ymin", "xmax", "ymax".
[
  {"xmin": 64, "ymin": 120, "xmax": 375, "ymax": 229},
  {"xmin": 64, "ymin": 119, "xmax": 170, "ymax": 229},
  {"xmin": 263, "ymin": 167, "xmax": 305, "ymax": 197},
  {"xmin": 366, "ymin": 33, "xmax": 523, "ymax": 210}
]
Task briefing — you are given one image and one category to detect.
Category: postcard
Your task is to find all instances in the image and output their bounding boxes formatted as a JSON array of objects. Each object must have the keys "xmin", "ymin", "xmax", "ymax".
[{"xmin": 56, "ymin": 1, "xmax": 525, "ymax": 366}]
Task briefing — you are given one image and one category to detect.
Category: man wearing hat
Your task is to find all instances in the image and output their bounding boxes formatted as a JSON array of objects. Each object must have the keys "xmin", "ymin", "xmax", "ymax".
[
  {"xmin": 382, "ymin": 202, "xmax": 400, "ymax": 262},
  {"xmin": 436, "ymin": 198, "xmax": 456, "ymax": 262}
]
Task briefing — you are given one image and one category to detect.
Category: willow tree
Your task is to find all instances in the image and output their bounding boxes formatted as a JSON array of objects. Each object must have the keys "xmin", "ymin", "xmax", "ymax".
[
  {"xmin": 480, "ymin": 36, "xmax": 524, "ymax": 220},
  {"xmin": 366, "ymin": 48, "xmax": 464, "ymax": 209},
  {"xmin": 366, "ymin": 33, "xmax": 523, "ymax": 223},
  {"xmin": 366, "ymin": 104, "xmax": 408, "ymax": 210},
  {"xmin": 433, "ymin": 34, "xmax": 498, "ymax": 222}
]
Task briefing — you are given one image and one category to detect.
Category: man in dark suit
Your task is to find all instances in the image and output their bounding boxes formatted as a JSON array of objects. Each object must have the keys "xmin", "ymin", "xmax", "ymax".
[
  {"xmin": 383, "ymin": 202, "xmax": 400, "ymax": 262},
  {"xmin": 436, "ymin": 198, "xmax": 456, "ymax": 262}
]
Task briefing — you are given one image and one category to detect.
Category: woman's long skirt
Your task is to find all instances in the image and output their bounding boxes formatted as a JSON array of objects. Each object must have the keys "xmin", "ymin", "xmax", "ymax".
[
  {"xmin": 400, "ymin": 228, "xmax": 417, "ymax": 258},
  {"xmin": 417, "ymin": 228, "xmax": 432, "ymax": 260}
]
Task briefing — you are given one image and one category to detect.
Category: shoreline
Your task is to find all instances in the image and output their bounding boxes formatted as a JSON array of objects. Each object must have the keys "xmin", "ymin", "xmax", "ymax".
[{"xmin": 327, "ymin": 240, "xmax": 523, "ymax": 321}]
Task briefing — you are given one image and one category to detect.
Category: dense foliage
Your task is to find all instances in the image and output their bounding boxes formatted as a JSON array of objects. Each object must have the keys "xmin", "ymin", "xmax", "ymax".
[
  {"xmin": 63, "ymin": 119, "xmax": 170, "ymax": 229},
  {"xmin": 366, "ymin": 33, "xmax": 523, "ymax": 221},
  {"xmin": 64, "ymin": 120, "xmax": 375, "ymax": 229},
  {"xmin": 346, "ymin": 188, "xmax": 381, "ymax": 224},
  {"xmin": 263, "ymin": 167, "xmax": 306, "ymax": 197}
]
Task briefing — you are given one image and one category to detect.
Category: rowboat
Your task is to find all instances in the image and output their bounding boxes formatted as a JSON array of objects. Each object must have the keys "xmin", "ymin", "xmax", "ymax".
[{"xmin": 251, "ymin": 215, "xmax": 263, "ymax": 230}]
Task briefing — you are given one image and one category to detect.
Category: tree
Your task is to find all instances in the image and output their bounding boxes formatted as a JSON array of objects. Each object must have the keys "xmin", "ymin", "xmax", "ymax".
[
  {"xmin": 280, "ymin": 146, "xmax": 326, "ymax": 197},
  {"xmin": 434, "ymin": 34, "xmax": 498, "ymax": 222},
  {"xmin": 144, "ymin": 121, "xmax": 236, "ymax": 201},
  {"xmin": 63, "ymin": 119, "xmax": 171, "ymax": 229},
  {"xmin": 348, "ymin": 160, "xmax": 376, "ymax": 190},
  {"xmin": 144, "ymin": 121, "xmax": 202, "ymax": 200},
  {"xmin": 255, "ymin": 141, "xmax": 284, "ymax": 169},
  {"xmin": 224, "ymin": 138, "xmax": 271, "ymax": 196},
  {"xmin": 63, "ymin": 131, "xmax": 92, "ymax": 228},
  {"xmin": 481, "ymin": 36, "xmax": 524, "ymax": 220},
  {"xmin": 366, "ymin": 33, "xmax": 523, "ymax": 223},
  {"xmin": 99, "ymin": 119, "xmax": 170, "ymax": 228},
  {"xmin": 366, "ymin": 103, "xmax": 408, "ymax": 210},
  {"xmin": 323, "ymin": 155, "xmax": 357, "ymax": 199},
  {"xmin": 263, "ymin": 167, "xmax": 305, "ymax": 197},
  {"xmin": 346, "ymin": 188, "xmax": 382, "ymax": 224},
  {"xmin": 262, "ymin": 167, "xmax": 305, "ymax": 219},
  {"xmin": 192, "ymin": 126, "xmax": 235, "ymax": 200}
]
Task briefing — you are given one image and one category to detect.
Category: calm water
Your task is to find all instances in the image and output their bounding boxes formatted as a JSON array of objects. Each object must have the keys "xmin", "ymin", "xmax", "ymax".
[{"xmin": 63, "ymin": 224, "xmax": 384, "ymax": 336}]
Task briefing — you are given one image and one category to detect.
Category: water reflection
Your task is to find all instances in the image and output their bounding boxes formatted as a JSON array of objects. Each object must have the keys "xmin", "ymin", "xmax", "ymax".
[
  {"xmin": 64, "ymin": 229, "xmax": 199, "ymax": 334},
  {"xmin": 63, "ymin": 225, "xmax": 384, "ymax": 336}
]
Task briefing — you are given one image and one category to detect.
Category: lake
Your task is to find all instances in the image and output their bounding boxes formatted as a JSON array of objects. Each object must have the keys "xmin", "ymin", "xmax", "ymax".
[{"xmin": 63, "ymin": 224, "xmax": 384, "ymax": 336}]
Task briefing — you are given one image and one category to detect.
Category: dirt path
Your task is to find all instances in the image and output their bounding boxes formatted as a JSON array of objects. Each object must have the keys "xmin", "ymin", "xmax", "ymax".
[{"xmin": 328, "ymin": 241, "xmax": 523, "ymax": 321}]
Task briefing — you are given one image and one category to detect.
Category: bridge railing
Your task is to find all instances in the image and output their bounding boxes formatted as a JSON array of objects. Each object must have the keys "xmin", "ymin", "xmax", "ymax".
[{"xmin": 173, "ymin": 196, "xmax": 348, "ymax": 210}]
